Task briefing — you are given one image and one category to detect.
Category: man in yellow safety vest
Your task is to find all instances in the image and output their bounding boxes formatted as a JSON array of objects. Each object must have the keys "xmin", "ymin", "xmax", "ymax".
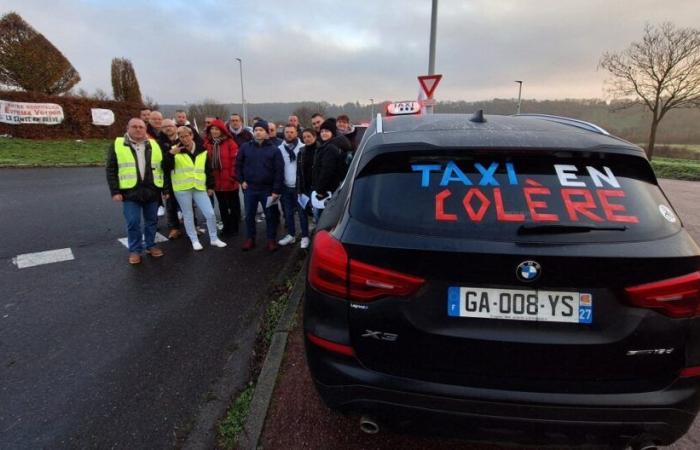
[{"xmin": 106, "ymin": 118, "xmax": 165, "ymax": 265}]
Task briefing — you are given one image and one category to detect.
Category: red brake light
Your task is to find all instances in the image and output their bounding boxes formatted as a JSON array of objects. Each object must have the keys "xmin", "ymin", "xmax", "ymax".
[
  {"xmin": 624, "ymin": 271, "xmax": 700, "ymax": 318},
  {"xmin": 308, "ymin": 231, "xmax": 348, "ymax": 299},
  {"xmin": 349, "ymin": 260, "xmax": 425, "ymax": 301},
  {"xmin": 308, "ymin": 231, "xmax": 425, "ymax": 302}
]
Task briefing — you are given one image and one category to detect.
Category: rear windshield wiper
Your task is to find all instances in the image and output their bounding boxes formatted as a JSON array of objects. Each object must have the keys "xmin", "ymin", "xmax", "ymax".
[{"xmin": 517, "ymin": 223, "xmax": 628, "ymax": 235}]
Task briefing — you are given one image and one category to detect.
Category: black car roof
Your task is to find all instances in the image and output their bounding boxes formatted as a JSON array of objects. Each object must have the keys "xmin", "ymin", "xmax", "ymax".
[{"xmin": 366, "ymin": 113, "xmax": 644, "ymax": 156}]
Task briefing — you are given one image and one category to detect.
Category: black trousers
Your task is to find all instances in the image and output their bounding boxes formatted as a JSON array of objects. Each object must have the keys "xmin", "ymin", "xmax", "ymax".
[{"xmin": 216, "ymin": 190, "xmax": 241, "ymax": 234}]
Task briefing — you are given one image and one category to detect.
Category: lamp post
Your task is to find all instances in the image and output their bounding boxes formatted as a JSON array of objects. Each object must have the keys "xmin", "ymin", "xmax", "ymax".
[
  {"xmin": 426, "ymin": 0, "xmax": 438, "ymax": 115},
  {"xmin": 235, "ymin": 58, "xmax": 248, "ymax": 126},
  {"xmin": 515, "ymin": 80, "xmax": 523, "ymax": 115},
  {"xmin": 369, "ymin": 98, "xmax": 374, "ymax": 120}
]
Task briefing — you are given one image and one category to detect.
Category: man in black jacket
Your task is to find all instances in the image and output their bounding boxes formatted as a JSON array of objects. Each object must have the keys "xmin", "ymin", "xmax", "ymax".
[
  {"xmin": 106, "ymin": 118, "xmax": 165, "ymax": 264},
  {"xmin": 227, "ymin": 113, "xmax": 254, "ymax": 148}
]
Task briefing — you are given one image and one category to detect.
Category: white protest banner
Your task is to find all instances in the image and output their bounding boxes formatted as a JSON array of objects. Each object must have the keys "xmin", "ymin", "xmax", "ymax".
[
  {"xmin": 0, "ymin": 100, "xmax": 64, "ymax": 125},
  {"xmin": 91, "ymin": 108, "xmax": 115, "ymax": 126}
]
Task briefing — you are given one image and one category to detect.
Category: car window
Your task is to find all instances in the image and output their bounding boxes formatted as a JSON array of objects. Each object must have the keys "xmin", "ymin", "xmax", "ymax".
[{"xmin": 350, "ymin": 149, "xmax": 680, "ymax": 243}]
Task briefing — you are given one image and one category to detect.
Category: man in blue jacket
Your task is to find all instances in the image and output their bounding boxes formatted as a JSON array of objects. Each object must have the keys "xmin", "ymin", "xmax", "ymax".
[{"xmin": 236, "ymin": 120, "xmax": 284, "ymax": 252}]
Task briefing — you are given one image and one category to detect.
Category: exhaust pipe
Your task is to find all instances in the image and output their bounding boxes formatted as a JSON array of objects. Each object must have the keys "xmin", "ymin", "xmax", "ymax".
[
  {"xmin": 359, "ymin": 416, "xmax": 379, "ymax": 434},
  {"xmin": 630, "ymin": 439, "xmax": 658, "ymax": 450}
]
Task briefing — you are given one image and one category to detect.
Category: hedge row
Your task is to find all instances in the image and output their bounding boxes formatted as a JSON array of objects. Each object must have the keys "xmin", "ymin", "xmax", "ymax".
[{"xmin": 0, "ymin": 90, "xmax": 142, "ymax": 140}]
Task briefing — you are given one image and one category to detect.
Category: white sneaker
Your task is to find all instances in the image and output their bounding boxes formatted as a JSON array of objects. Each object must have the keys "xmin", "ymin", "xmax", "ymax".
[
  {"xmin": 211, "ymin": 239, "xmax": 227, "ymax": 248},
  {"xmin": 278, "ymin": 234, "xmax": 295, "ymax": 246},
  {"xmin": 192, "ymin": 241, "xmax": 204, "ymax": 251},
  {"xmin": 300, "ymin": 237, "xmax": 310, "ymax": 249},
  {"xmin": 216, "ymin": 220, "xmax": 224, "ymax": 231},
  {"xmin": 157, "ymin": 206, "xmax": 165, "ymax": 217}
]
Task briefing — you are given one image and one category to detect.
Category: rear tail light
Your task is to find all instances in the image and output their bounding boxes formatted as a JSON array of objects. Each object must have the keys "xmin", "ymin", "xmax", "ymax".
[
  {"xmin": 308, "ymin": 231, "xmax": 425, "ymax": 302},
  {"xmin": 624, "ymin": 271, "xmax": 700, "ymax": 318}
]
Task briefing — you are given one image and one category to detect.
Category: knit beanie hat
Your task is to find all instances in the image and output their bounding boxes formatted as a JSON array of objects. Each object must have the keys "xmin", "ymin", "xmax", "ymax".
[
  {"xmin": 253, "ymin": 119, "xmax": 269, "ymax": 133},
  {"xmin": 320, "ymin": 119, "xmax": 337, "ymax": 136}
]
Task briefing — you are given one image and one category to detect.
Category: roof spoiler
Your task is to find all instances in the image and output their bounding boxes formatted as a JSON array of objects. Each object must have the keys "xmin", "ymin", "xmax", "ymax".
[{"xmin": 514, "ymin": 113, "xmax": 610, "ymax": 135}]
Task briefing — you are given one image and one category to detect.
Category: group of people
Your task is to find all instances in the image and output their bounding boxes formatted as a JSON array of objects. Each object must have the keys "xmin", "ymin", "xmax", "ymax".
[{"xmin": 106, "ymin": 108, "xmax": 360, "ymax": 264}]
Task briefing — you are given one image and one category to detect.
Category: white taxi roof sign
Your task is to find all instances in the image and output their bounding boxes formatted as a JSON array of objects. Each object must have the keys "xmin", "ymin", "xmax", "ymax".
[{"xmin": 386, "ymin": 101, "xmax": 421, "ymax": 116}]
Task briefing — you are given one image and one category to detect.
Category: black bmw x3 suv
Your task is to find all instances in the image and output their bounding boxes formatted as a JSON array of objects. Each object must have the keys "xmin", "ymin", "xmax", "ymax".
[{"xmin": 304, "ymin": 110, "xmax": 700, "ymax": 448}]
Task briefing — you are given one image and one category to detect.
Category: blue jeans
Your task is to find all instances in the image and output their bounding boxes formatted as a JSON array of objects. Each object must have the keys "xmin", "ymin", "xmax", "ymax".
[
  {"xmin": 122, "ymin": 200, "xmax": 159, "ymax": 253},
  {"xmin": 281, "ymin": 185, "xmax": 308, "ymax": 238},
  {"xmin": 243, "ymin": 189, "xmax": 277, "ymax": 240},
  {"xmin": 174, "ymin": 189, "xmax": 218, "ymax": 243}
]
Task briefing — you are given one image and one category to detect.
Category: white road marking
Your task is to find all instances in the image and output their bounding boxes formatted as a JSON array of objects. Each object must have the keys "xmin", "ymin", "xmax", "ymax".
[
  {"xmin": 117, "ymin": 232, "xmax": 168, "ymax": 248},
  {"xmin": 12, "ymin": 248, "xmax": 75, "ymax": 269}
]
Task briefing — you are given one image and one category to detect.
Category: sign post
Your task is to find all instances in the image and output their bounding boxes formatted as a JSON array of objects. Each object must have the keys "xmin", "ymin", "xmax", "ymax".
[{"xmin": 418, "ymin": 74, "xmax": 442, "ymax": 114}]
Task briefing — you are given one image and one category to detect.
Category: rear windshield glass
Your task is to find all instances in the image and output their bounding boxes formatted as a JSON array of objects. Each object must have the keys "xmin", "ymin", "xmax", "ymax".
[{"xmin": 349, "ymin": 149, "xmax": 680, "ymax": 243}]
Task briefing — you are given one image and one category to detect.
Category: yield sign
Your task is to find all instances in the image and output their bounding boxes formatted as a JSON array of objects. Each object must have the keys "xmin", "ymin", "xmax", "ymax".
[{"xmin": 418, "ymin": 74, "xmax": 443, "ymax": 99}]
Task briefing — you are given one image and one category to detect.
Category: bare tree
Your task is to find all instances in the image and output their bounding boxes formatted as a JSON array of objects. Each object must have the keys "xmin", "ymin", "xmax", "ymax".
[
  {"xmin": 111, "ymin": 57, "xmax": 143, "ymax": 103},
  {"xmin": 599, "ymin": 22, "xmax": 700, "ymax": 159},
  {"xmin": 0, "ymin": 12, "xmax": 80, "ymax": 95},
  {"xmin": 143, "ymin": 95, "xmax": 159, "ymax": 111},
  {"xmin": 292, "ymin": 102, "xmax": 327, "ymax": 128},
  {"xmin": 187, "ymin": 99, "xmax": 229, "ymax": 126}
]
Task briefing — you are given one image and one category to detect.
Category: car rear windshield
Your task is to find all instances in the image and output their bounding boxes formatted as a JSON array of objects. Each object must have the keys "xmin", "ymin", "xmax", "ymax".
[{"xmin": 349, "ymin": 149, "xmax": 681, "ymax": 243}]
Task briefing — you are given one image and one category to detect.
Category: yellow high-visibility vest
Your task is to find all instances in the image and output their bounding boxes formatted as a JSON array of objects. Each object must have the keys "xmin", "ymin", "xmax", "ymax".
[
  {"xmin": 172, "ymin": 151, "xmax": 207, "ymax": 191},
  {"xmin": 114, "ymin": 137, "xmax": 163, "ymax": 189}
]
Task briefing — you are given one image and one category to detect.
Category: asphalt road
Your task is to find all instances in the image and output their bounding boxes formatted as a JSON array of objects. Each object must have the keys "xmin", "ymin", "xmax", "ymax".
[{"xmin": 0, "ymin": 168, "xmax": 292, "ymax": 449}]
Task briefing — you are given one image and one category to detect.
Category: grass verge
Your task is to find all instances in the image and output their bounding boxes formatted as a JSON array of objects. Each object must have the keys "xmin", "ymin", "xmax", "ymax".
[
  {"xmin": 651, "ymin": 157, "xmax": 700, "ymax": 181},
  {"xmin": 0, "ymin": 137, "xmax": 110, "ymax": 167},
  {"xmin": 217, "ymin": 383, "xmax": 255, "ymax": 449},
  {"xmin": 216, "ymin": 251, "xmax": 306, "ymax": 449}
]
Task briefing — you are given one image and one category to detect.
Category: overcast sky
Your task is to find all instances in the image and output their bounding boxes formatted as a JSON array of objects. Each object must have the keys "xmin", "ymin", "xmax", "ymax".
[{"xmin": 3, "ymin": 0, "xmax": 699, "ymax": 105}]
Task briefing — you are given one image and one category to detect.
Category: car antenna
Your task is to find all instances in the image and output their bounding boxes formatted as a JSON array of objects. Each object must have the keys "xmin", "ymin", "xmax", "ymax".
[{"xmin": 470, "ymin": 109, "xmax": 486, "ymax": 123}]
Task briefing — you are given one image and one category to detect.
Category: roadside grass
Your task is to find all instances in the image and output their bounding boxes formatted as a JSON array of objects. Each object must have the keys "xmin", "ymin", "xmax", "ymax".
[
  {"xmin": 0, "ymin": 138, "xmax": 109, "ymax": 167},
  {"xmin": 652, "ymin": 157, "xmax": 700, "ymax": 181},
  {"xmin": 216, "ymin": 253, "xmax": 305, "ymax": 449},
  {"xmin": 217, "ymin": 383, "xmax": 255, "ymax": 449}
]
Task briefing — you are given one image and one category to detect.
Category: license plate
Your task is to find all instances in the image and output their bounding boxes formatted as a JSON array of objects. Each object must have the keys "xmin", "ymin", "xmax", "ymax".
[{"xmin": 447, "ymin": 287, "xmax": 593, "ymax": 324}]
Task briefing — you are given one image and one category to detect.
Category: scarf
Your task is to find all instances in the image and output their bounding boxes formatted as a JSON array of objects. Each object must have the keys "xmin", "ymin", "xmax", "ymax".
[
  {"xmin": 284, "ymin": 141, "xmax": 297, "ymax": 163},
  {"xmin": 211, "ymin": 137, "xmax": 223, "ymax": 169}
]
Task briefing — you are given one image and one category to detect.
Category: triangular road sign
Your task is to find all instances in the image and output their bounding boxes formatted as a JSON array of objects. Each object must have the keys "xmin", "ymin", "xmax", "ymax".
[{"xmin": 418, "ymin": 74, "xmax": 443, "ymax": 99}]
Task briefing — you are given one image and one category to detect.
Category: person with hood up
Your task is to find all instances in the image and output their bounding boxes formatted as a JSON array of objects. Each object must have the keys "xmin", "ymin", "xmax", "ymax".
[
  {"xmin": 235, "ymin": 119, "xmax": 285, "ymax": 252},
  {"xmin": 311, "ymin": 119, "xmax": 342, "ymax": 221},
  {"xmin": 204, "ymin": 119, "xmax": 240, "ymax": 236}
]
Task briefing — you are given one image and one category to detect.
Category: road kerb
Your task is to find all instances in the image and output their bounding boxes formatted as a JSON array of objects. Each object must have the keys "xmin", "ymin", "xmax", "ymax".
[{"xmin": 238, "ymin": 266, "xmax": 306, "ymax": 450}]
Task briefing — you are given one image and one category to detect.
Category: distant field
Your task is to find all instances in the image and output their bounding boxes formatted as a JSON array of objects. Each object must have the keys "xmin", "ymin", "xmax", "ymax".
[
  {"xmin": 642, "ymin": 143, "xmax": 700, "ymax": 161},
  {"xmin": 0, "ymin": 138, "xmax": 109, "ymax": 167},
  {"xmin": 1, "ymin": 137, "xmax": 699, "ymax": 182},
  {"xmin": 651, "ymin": 157, "xmax": 700, "ymax": 181}
]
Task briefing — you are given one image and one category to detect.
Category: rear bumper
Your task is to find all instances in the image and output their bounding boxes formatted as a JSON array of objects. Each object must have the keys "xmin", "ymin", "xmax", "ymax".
[{"xmin": 307, "ymin": 344, "xmax": 700, "ymax": 446}]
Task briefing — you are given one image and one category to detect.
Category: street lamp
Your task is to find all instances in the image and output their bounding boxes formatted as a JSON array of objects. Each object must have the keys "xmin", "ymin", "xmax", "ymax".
[
  {"xmin": 235, "ymin": 58, "xmax": 248, "ymax": 126},
  {"xmin": 515, "ymin": 80, "xmax": 523, "ymax": 114},
  {"xmin": 426, "ymin": 0, "xmax": 438, "ymax": 115},
  {"xmin": 369, "ymin": 98, "xmax": 374, "ymax": 120}
]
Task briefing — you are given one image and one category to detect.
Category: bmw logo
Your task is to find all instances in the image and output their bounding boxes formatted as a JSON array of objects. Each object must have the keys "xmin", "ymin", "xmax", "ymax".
[{"xmin": 516, "ymin": 261, "xmax": 541, "ymax": 282}]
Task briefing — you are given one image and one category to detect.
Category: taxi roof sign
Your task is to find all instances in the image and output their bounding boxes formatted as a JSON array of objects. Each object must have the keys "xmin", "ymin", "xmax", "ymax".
[{"xmin": 386, "ymin": 101, "xmax": 422, "ymax": 116}]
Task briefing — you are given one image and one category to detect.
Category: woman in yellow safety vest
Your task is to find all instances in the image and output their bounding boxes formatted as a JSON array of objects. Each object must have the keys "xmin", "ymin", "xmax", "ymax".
[{"xmin": 163, "ymin": 126, "xmax": 227, "ymax": 251}]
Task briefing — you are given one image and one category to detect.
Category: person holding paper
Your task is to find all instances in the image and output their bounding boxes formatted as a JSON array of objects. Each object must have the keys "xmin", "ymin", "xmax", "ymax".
[
  {"xmin": 311, "ymin": 119, "xmax": 342, "ymax": 221},
  {"xmin": 296, "ymin": 128, "xmax": 318, "ymax": 246},
  {"xmin": 235, "ymin": 119, "xmax": 284, "ymax": 252},
  {"xmin": 277, "ymin": 124, "xmax": 309, "ymax": 249}
]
